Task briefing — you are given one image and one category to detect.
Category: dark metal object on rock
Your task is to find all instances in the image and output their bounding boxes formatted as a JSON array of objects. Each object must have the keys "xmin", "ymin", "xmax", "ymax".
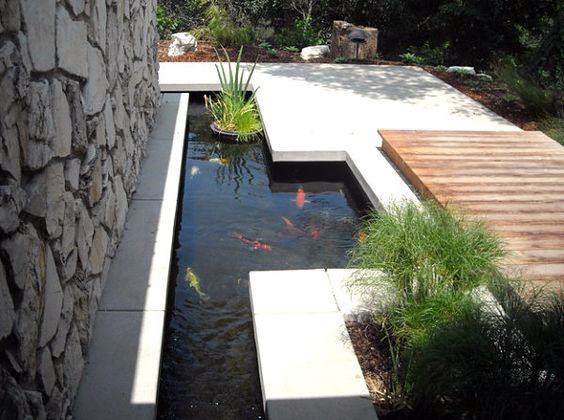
[{"xmin": 348, "ymin": 28, "xmax": 368, "ymax": 60}]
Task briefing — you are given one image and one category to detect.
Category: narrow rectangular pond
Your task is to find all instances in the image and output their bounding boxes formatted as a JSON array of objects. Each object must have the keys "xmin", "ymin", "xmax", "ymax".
[{"xmin": 157, "ymin": 95, "xmax": 371, "ymax": 419}]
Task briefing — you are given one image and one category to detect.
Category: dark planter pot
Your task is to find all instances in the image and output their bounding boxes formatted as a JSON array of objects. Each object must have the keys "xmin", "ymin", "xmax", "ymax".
[{"xmin": 210, "ymin": 122, "xmax": 262, "ymax": 143}]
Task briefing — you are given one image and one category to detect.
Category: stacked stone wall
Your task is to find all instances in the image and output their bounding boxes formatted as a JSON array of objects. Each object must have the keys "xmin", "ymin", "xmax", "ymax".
[{"xmin": 0, "ymin": 0, "xmax": 160, "ymax": 417}]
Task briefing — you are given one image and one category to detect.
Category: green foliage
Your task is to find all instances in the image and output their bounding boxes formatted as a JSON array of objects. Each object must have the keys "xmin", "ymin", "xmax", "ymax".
[
  {"xmin": 201, "ymin": 1, "xmax": 255, "ymax": 46},
  {"xmin": 410, "ymin": 283, "xmax": 564, "ymax": 418},
  {"xmin": 274, "ymin": 17, "xmax": 324, "ymax": 49},
  {"xmin": 334, "ymin": 56, "xmax": 349, "ymax": 64},
  {"xmin": 205, "ymin": 48, "xmax": 262, "ymax": 141},
  {"xmin": 258, "ymin": 42, "xmax": 279, "ymax": 57},
  {"xmin": 540, "ymin": 115, "xmax": 564, "ymax": 145},
  {"xmin": 350, "ymin": 201, "xmax": 505, "ymax": 305},
  {"xmin": 496, "ymin": 58, "xmax": 555, "ymax": 115},
  {"xmin": 282, "ymin": 46, "xmax": 300, "ymax": 53},
  {"xmin": 398, "ymin": 52, "xmax": 425, "ymax": 66},
  {"xmin": 156, "ymin": 4, "xmax": 181, "ymax": 39},
  {"xmin": 399, "ymin": 42, "xmax": 449, "ymax": 66}
]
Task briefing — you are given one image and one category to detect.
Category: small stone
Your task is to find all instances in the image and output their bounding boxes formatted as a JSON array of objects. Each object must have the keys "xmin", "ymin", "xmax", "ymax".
[
  {"xmin": 21, "ymin": 0, "xmax": 56, "ymax": 71},
  {"xmin": 89, "ymin": 227, "xmax": 109, "ymax": 275},
  {"xmin": 80, "ymin": 144, "xmax": 97, "ymax": 175},
  {"xmin": 63, "ymin": 324, "xmax": 84, "ymax": 400},
  {"xmin": 62, "ymin": 249, "xmax": 77, "ymax": 282},
  {"xmin": 56, "ymin": 5, "xmax": 88, "ymax": 78},
  {"xmin": 39, "ymin": 244, "xmax": 63, "ymax": 347},
  {"xmin": 24, "ymin": 390, "xmax": 46, "ymax": 420},
  {"xmin": 50, "ymin": 286, "xmax": 74, "ymax": 357},
  {"xmin": 476, "ymin": 73, "xmax": 493, "ymax": 82},
  {"xmin": 61, "ymin": 192, "xmax": 76, "ymax": 257},
  {"xmin": 64, "ymin": 158, "xmax": 80, "ymax": 192},
  {"xmin": 167, "ymin": 32, "xmax": 198, "ymax": 57},
  {"xmin": 50, "ymin": 79, "xmax": 72, "ymax": 157},
  {"xmin": 114, "ymin": 175, "xmax": 128, "ymax": 234},
  {"xmin": 89, "ymin": 0, "xmax": 107, "ymax": 52},
  {"xmin": 301, "ymin": 45, "xmax": 330, "ymax": 61},
  {"xmin": 0, "ymin": 0, "xmax": 21, "ymax": 32},
  {"xmin": 83, "ymin": 45, "xmax": 108, "ymax": 115},
  {"xmin": 0, "ymin": 259, "xmax": 16, "ymax": 339},
  {"xmin": 446, "ymin": 66, "xmax": 476, "ymax": 75},
  {"xmin": 1, "ymin": 224, "xmax": 42, "ymax": 290},
  {"xmin": 87, "ymin": 158, "xmax": 103, "ymax": 207},
  {"xmin": 38, "ymin": 348, "xmax": 56, "ymax": 395},
  {"xmin": 66, "ymin": 80, "xmax": 88, "ymax": 152},
  {"xmin": 0, "ymin": 116, "xmax": 22, "ymax": 181}
]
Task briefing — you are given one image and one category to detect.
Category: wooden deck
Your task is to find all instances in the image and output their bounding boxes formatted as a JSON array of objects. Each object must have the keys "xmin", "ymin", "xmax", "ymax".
[{"xmin": 380, "ymin": 130, "xmax": 564, "ymax": 285}]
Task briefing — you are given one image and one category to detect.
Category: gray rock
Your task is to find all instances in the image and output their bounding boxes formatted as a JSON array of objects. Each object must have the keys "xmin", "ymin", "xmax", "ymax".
[
  {"xmin": 61, "ymin": 192, "xmax": 77, "ymax": 258},
  {"xmin": 62, "ymin": 249, "xmax": 77, "ymax": 282},
  {"xmin": 87, "ymin": 158, "xmax": 103, "ymax": 207},
  {"xmin": 84, "ymin": 45, "xmax": 108, "ymax": 115},
  {"xmin": 0, "ymin": 0, "xmax": 21, "ymax": 32},
  {"xmin": 20, "ymin": 138, "xmax": 53, "ymax": 172},
  {"xmin": 76, "ymin": 202, "xmax": 94, "ymax": 270},
  {"xmin": 21, "ymin": 0, "xmax": 56, "ymax": 71},
  {"xmin": 104, "ymin": 98, "xmax": 116, "ymax": 149},
  {"xmin": 63, "ymin": 324, "xmax": 84, "ymax": 400},
  {"xmin": 56, "ymin": 5, "xmax": 88, "ymax": 78},
  {"xmin": 0, "ymin": 112, "xmax": 22, "ymax": 181},
  {"xmin": 39, "ymin": 244, "xmax": 63, "ymax": 347},
  {"xmin": 24, "ymin": 162, "xmax": 65, "ymax": 238},
  {"xmin": 28, "ymin": 81, "xmax": 55, "ymax": 143},
  {"xmin": 446, "ymin": 66, "xmax": 476, "ymax": 75},
  {"xmin": 24, "ymin": 391, "xmax": 46, "ymax": 420},
  {"xmin": 0, "ymin": 367, "xmax": 31, "ymax": 419},
  {"xmin": 89, "ymin": 0, "xmax": 107, "ymax": 52},
  {"xmin": 50, "ymin": 79, "xmax": 72, "ymax": 157},
  {"xmin": 0, "ymin": 183, "xmax": 26, "ymax": 234},
  {"xmin": 89, "ymin": 227, "xmax": 109, "ymax": 275},
  {"xmin": 476, "ymin": 73, "xmax": 493, "ymax": 82},
  {"xmin": 50, "ymin": 286, "xmax": 74, "ymax": 358},
  {"xmin": 66, "ymin": 80, "xmax": 88, "ymax": 152},
  {"xmin": 80, "ymin": 144, "xmax": 97, "ymax": 175},
  {"xmin": 301, "ymin": 45, "xmax": 330, "ymax": 61},
  {"xmin": 114, "ymin": 174, "xmax": 128, "ymax": 234},
  {"xmin": 1, "ymin": 224, "xmax": 42, "ymax": 289},
  {"xmin": 0, "ymin": 259, "xmax": 16, "ymax": 339},
  {"xmin": 64, "ymin": 158, "xmax": 80, "ymax": 192},
  {"xmin": 38, "ymin": 348, "xmax": 56, "ymax": 395},
  {"xmin": 167, "ymin": 32, "xmax": 198, "ymax": 57},
  {"xmin": 68, "ymin": 0, "xmax": 85, "ymax": 16}
]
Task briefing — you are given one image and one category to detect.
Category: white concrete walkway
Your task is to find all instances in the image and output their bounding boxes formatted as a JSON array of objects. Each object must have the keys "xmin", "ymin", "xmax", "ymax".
[
  {"xmin": 160, "ymin": 62, "xmax": 519, "ymax": 206},
  {"xmin": 74, "ymin": 94, "xmax": 189, "ymax": 419},
  {"xmin": 250, "ymin": 269, "xmax": 378, "ymax": 420}
]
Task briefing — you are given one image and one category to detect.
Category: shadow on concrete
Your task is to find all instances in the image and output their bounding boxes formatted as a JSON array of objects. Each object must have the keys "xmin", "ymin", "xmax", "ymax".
[{"xmin": 266, "ymin": 395, "xmax": 377, "ymax": 420}]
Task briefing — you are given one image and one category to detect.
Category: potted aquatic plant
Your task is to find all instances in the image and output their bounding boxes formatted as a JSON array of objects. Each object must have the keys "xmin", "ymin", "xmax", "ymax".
[{"xmin": 205, "ymin": 47, "xmax": 262, "ymax": 142}]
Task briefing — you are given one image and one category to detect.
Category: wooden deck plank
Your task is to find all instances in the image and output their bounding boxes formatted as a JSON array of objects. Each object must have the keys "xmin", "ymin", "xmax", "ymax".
[{"xmin": 380, "ymin": 129, "xmax": 564, "ymax": 283}]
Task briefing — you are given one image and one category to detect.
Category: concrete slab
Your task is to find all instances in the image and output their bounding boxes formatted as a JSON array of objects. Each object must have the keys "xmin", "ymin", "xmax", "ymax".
[
  {"xmin": 253, "ymin": 312, "xmax": 376, "ymax": 420},
  {"xmin": 250, "ymin": 269, "xmax": 378, "ymax": 419},
  {"xmin": 74, "ymin": 93, "xmax": 190, "ymax": 419},
  {"xmin": 159, "ymin": 62, "xmax": 520, "ymax": 207},
  {"xmin": 73, "ymin": 310, "xmax": 165, "ymax": 420},
  {"xmin": 249, "ymin": 270, "xmax": 337, "ymax": 315}
]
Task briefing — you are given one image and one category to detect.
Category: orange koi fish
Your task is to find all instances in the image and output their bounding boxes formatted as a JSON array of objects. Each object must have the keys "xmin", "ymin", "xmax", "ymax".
[
  {"xmin": 308, "ymin": 225, "xmax": 320, "ymax": 239},
  {"xmin": 295, "ymin": 187, "xmax": 306, "ymax": 209},
  {"xmin": 232, "ymin": 233, "xmax": 273, "ymax": 252},
  {"xmin": 281, "ymin": 216, "xmax": 303, "ymax": 235},
  {"xmin": 358, "ymin": 231, "xmax": 367, "ymax": 242}
]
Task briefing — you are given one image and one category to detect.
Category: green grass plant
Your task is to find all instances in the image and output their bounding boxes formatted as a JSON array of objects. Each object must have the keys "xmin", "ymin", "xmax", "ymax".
[
  {"xmin": 205, "ymin": 47, "xmax": 262, "ymax": 142},
  {"xmin": 540, "ymin": 114, "xmax": 564, "ymax": 145}
]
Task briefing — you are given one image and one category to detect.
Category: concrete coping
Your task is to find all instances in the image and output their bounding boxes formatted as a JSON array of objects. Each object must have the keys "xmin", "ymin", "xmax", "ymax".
[
  {"xmin": 249, "ymin": 269, "xmax": 382, "ymax": 420},
  {"xmin": 74, "ymin": 93, "xmax": 190, "ymax": 419}
]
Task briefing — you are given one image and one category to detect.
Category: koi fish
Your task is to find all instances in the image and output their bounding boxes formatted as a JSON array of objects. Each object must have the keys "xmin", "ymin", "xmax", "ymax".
[
  {"xmin": 358, "ymin": 231, "xmax": 367, "ymax": 242},
  {"xmin": 185, "ymin": 268, "xmax": 207, "ymax": 300},
  {"xmin": 308, "ymin": 225, "xmax": 320, "ymax": 239},
  {"xmin": 232, "ymin": 233, "xmax": 273, "ymax": 252},
  {"xmin": 295, "ymin": 187, "xmax": 306, "ymax": 208},
  {"xmin": 208, "ymin": 157, "xmax": 230, "ymax": 165},
  {"xmin": 190, "ymin": 166, "xmax": 200, "ymax": 178},
  {"xmin": 281, "ymin": 216, "xmax": 303, "ymax": 235}
]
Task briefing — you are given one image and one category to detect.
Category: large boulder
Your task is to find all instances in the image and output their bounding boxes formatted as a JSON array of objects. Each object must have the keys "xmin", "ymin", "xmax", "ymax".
[
  {"xmin": 331, "ymin": 21, "xmax": 378, "ymax": 60},
  {"xmin": 167, "ymin": 32, "xmax": 197, "ymax": 57},
  {"xmin": 300, "ymin": 45, "xmax": 330, "ymax": 61}
]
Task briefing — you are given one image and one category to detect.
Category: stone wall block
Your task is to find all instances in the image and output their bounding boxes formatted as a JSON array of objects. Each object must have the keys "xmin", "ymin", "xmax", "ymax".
[
  {"xmin": 83, "ymin": 45, "xmax": 108, "ymax": 115},
  {"xmin": 50, "ymin": 286, "xmax": 74, "ymax": 358},
  {"xmin": 89, "ymin": 227, "xmax": 108, "ymax": 275},
  {"xmin": 63, "ymin": 324, "xmax": 84, "ymax": 400},
  {"xmin": 0, "ymin": 259, "xmax": 16, "ymax": 339},
  {"xmin": 0, "ymin": 182, "xmax": 26, "ymax": 234},
  {"xmin": 38, "ymin": 244, "xmax": 63, "ymax": 347},
  {"xmin": 21, "ymin": 0, "xmax": 56, "ymax": 71},
  {"xmin": 50, "ymin": 79, "xmax": 72, "ymax": 157},
  {"xmin": 56, "ymin": 5, "xmax": 88, "ymax": 78},
  {"xmin": 76, "ymin": 203, "xmax": 94, "ymax": 271},
  {"xmin": 38, "ymin": 347, "xmax": 56, "ymax": 396},
  {"xmin": 64, "ymin": 158, "xmax": 80, "ymax": 192}
]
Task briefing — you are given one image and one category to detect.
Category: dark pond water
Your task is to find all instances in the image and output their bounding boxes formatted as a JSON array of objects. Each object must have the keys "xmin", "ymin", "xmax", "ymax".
[{"xmin": 157, "ymin": 96, "xmax": 370, "ymax": 420}]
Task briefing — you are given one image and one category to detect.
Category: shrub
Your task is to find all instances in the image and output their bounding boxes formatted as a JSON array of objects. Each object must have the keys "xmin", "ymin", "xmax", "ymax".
[
  {"xmin": 274, "ymin": 17, "xmax": 325, "ymax": 49},
  {"xmin": 398, "ymin": 52, "xmax": 425, "ymax": 66},
  {"xmin": 201, "ymin": 2, "xmax": 255, "ymax": 46},
  {"xmin": 156, "ymin": 4, "xmax": 181, "ymax": 39},
  {"xmin": 205, "ymin": 48, "xmax": 262, "ymax": 141},
  {"xmin": 410, "ymin": 283, "xmax": 564, "ymax": 418},
  {"xmin": 540, "ymin": 115, "xmax": 564, "ymax": 145},
  {"xmin": 495, "ymin": 57, "xmax": 555, "ymax": 114},
  {"xmin": 350, "ymin": 201, "xmax": 505, "ymax": 305}
]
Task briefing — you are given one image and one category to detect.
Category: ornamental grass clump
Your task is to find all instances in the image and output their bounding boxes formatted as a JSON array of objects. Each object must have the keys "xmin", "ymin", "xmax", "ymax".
[
  {"xmin": 349, "ymin": 201, "xmax": 564, "ymax": 418},
  {"xmin": 205, "ymin": 47, "xmax": 262, "ymax": 142}
]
